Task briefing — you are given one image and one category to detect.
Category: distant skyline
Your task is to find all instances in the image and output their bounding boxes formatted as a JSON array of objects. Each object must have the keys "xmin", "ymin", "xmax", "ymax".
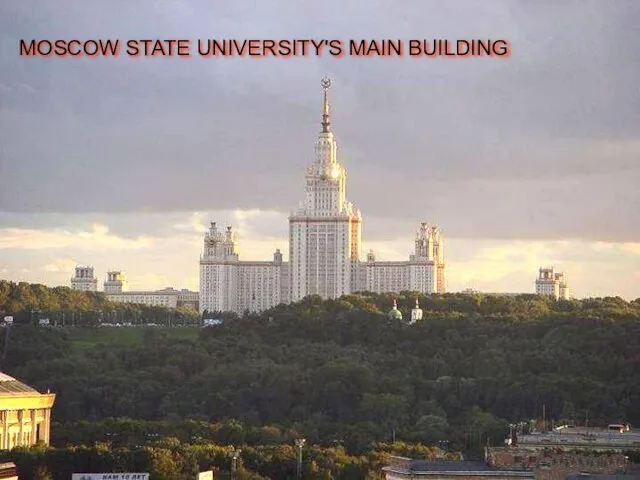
[{"xmin": 0, "ymin": 1, "xmax": 638, "ymax": 299}]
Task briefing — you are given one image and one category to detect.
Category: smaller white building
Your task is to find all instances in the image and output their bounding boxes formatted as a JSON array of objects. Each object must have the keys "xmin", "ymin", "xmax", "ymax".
[
  {"xmin": 104, "ymin": 271, "xmax": 128, "ymax": 294},
  {"xmin": 535, "ymin": 267, "xmax": 570, "ymax": 300},
  {"xmin": 410, "ymin": 298, "xmax": 423, "ymax": 323},
  {"xmin": 104, "ymin": 272, "xmax": 180, "ymax": 308},
  {"xmin": 106, "ymin": 288, "xmax": 179, "ymax": 308},
  {"xmin": 70, "ymin": 265, "xmax": 98, "ymax": 292}
]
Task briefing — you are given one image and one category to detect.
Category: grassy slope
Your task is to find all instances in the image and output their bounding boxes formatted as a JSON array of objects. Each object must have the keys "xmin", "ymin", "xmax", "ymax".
[{"xmin": 66, "ymin": 326, "xmax": 201, "ymax": 351}]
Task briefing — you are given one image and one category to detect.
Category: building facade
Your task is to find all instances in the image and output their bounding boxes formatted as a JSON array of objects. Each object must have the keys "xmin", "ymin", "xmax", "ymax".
[
  {"xmin": 103, "ymin": 273, "xmax": 196, "ymax": 309},
  {"xmin": 488, "ymin": 447, "xmax": 632, "ymax": 480},
  {"xmin": 177, "ymin": 289, "xmax": 199, "ymax": 311},
  {"xmin": 362, "ymin": 223, "xmax": 444, "ymax": 295},
  {"xmin": 484, "ymin": 424, "xmax": 640, "ymax": 479},
  {"xmin": 70, "ymin": 265, "xmax": 98, "ymax": 292},
  {"xmin": 288, "ymin": 77, "xmax": 363, "ymax": 302},
  {"xmin": 382, "ymin": 457, "xmax": 533, "ymax": 480},
  {"xmin": 199, "ymin": 78, "xmax": 446, "ymax": 315},
  {"xmin": 510, "ymin": 425, "xmax": 640, "ymax": 453},
  {"xmin": 0, "ymin": 372, "xmax": 55, "ymax": 451},
  {"xmin": 104, "ymin": 271, "xmax": 128, "ymax": 294},
  {"xmin": 535, "ymin": 267, "xmax": 569, "ymax": 300},
  {"xmin": 199, "ymin": 223, "xmax": 288, "ymax": 314},
  {"xmin": 106, "ymin": 288, "xmax": 179, "ymax": 309}
]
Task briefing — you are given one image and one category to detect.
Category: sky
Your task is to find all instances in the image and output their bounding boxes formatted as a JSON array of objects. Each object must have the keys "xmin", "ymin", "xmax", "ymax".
[{"xmin": 0, "ymin": 0, "xmax": 639, "ymax": 299}]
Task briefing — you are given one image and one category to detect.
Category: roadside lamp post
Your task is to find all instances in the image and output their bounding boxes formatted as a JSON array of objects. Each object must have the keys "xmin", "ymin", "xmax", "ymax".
[
  {"xmin": 229, "ymin": 446, "xmax": 241, "ymax": 479},
  {"xmin": 295, "ymin": 438, "xmax": 306, "ymax": 480}
]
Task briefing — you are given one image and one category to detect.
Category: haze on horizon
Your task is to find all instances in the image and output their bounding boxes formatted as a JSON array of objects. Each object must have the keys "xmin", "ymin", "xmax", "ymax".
[{"xmin": 0, "ymin": 0, "xmax": 638, "ymax": 300}]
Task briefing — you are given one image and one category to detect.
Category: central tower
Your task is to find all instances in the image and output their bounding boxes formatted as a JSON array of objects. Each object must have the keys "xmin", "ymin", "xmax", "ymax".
[{"xmin": 288, "ymin": 77, "xmax": 362, "ymax": 301}]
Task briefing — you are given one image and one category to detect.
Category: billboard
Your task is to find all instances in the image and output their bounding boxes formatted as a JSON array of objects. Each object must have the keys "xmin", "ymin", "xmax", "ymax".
[
  {"xmin": 72, "ymin": 474, "xmax": 149, "ymax": 480},
  {"xmin": 196, "ymin": 472, "xmax": 214, "ymax": 480}
]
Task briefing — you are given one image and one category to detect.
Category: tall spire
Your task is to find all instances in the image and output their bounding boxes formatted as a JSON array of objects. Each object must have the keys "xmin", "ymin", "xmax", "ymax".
[{"xmin": 321, "ymin": 76, "xmax": 332, "ymax": 133}]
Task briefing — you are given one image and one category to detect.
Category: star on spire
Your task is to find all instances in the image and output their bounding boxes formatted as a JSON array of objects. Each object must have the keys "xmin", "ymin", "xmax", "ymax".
[{"xmin": 321, "ymin": 76, "xmax": 332, "ymax": 133}]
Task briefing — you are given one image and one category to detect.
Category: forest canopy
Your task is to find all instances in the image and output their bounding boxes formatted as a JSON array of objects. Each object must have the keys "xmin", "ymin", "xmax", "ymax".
[{"xmin": 0, "ymin": 281, "xmax": 638, "ymax": 477}]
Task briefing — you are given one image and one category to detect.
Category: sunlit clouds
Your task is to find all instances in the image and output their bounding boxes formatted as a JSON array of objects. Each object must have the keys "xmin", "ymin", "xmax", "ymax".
[
  {"xmin": 0, "ymin": 224, "xmax": 153, "ymax": 251},
  {"xmin": 0, "ymin": 210, "xmax": 638, "ymax": 299}
]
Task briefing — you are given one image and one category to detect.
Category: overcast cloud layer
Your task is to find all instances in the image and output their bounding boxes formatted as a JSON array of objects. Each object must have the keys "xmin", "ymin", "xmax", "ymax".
[{"xmin": 0, "ymin": 1, "xmax": 638, "ymax": 299}]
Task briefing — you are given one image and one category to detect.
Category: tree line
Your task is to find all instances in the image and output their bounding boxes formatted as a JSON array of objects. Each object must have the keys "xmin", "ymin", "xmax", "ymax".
[
  {"xmin": 0, "ymin": 280, "xmax": 200, "ymax": 326},
  {"xmin": 1, "ymin": 436, "xmax": 458, "ymax": 480},
  {"xmin": 0, "ymin": 282, "xmax": 639, "ymax": 477}
]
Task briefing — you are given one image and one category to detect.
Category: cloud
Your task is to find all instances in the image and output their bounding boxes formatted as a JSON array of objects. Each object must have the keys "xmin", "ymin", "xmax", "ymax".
[
  {"xmin": 172, "ymin": 212, "xmax": 208, "ymax": 233},
  {"xmin": 0, "ymin": 224, "xmax": 154, "ymax": 251},
  {"xmin": 1, "ymin": 1, "xmax": 638, "ymax": 244},
  {"xmin": 42, "ymin": 257, "xmax": 77, "ymax": 273},
  {"xmin": 446, "ymin": 238, "xmax": 640, "ymax": 299},
  {"xmin": 450, "ymin": 241, "xmax": 555, "ymax": 287},
  {"xmin": 0, "ymin": 1, "xmax": 638, "ymax": 299},
  {"xmin": 620, "ymin": 243, "xmax": 640, "ymax": 256},
  {"xmin": 1, "ymin": 211, "xmax": 638, "ymax": 299},
  {"xmin": 131, "ymin": 273, "xmax": 173, "ymax": 291}
]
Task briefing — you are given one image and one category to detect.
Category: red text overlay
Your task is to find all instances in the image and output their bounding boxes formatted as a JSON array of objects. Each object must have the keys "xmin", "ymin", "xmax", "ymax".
[{"xmin": 19, "ymin": 38, "xmax": 511, "ymax": 59}]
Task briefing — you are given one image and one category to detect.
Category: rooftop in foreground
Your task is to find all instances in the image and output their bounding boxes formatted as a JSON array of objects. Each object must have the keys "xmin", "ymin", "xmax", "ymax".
[{"xmin": 0, "ymin": 372, "xmax": 40, "ymax": 396}]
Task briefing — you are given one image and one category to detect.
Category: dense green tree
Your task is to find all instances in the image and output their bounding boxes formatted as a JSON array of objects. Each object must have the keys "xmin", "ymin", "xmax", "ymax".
[{"xmin": 0, "ymin": 283, "xmax": 639, "ymax": 476}]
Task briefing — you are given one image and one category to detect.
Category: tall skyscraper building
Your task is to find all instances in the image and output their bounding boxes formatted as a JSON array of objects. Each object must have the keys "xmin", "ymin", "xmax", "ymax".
[
  {"xmin": 289, "ymin": 77, "xmax": 363, "ymax": 302},
  {"xmin": 70, "ymin": 265, "xmax": 97, "ymax": 292},
  {"xmin": 535, "ymin": 267, "xmax": 570, "ymax": 300},
  {"xmin": 199, "ymin": 78, "xmax": 446, "ymax": 315}
]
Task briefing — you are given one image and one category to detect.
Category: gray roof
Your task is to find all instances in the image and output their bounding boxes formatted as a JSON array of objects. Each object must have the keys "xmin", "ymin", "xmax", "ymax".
[
  {"xmin": 565, "ymin": 476, "xmax": 640, "ymax": 479},
  {"xmin": 383, "ymin": 459, "xmax": 534, "ymax": 477},
  {"xmin": 408, "ymin": 460, "xmax": 495, "ymax": 472},
  {"xmin": 0, "ymin": 372, "xmax": 40, "ymax": 395}
]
